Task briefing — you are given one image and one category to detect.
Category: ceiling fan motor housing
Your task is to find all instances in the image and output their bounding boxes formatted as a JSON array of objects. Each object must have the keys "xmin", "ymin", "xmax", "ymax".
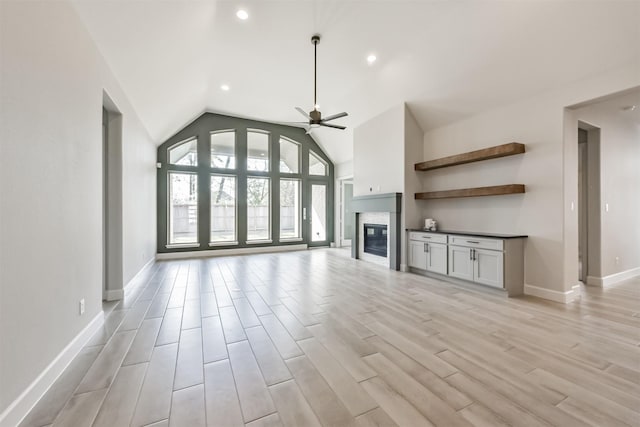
[{"xmin": 309, "ymin": 109, "xmax": 322, "ymax": 123}]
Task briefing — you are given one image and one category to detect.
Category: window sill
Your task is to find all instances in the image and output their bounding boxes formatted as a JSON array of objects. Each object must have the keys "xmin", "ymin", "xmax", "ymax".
[
  {"xmin": 246, "ymin": 239, "xmax": 273, "ymax": 245},
  {"xmin": 209, "ymin": 241, "xmax": 239, "ymax": 247},
  {"xmin": 166, "ymin": 243, "xmax": 200, "ymax": 249},
  {"xmin": 280, "ymin": 238, "xmax": 303, "ymax": 242}
]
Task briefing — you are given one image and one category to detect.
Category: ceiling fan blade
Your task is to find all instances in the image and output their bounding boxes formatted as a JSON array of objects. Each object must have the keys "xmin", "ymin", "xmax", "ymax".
[
  {"xmin": 295, "ymin": 107, "xmax": 311, "ymax": 120},
  {"xmin": 319, "ymin": 122, "xmax": 346, "ymax": 130},
  {"xmin": 321, "ymin": 112, "xmax": 348, "ymax": 122}
]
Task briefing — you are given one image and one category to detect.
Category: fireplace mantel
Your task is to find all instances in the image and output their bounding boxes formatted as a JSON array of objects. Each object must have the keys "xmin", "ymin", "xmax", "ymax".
[{"xmin": 351, "ymin": 192, "xmax": 402, "ymax": 270}]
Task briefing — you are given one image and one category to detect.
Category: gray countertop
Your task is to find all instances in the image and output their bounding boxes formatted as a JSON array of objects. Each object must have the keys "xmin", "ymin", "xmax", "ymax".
[{"xmin": 407, "ymin": 229, "xmax": 528, "ymax": 239}]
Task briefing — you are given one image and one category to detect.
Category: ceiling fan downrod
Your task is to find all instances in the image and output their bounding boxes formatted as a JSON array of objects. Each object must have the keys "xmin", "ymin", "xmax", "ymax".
[{"xmin": 312, "ymin": 35, "xmax": 320, "ymax": 113}]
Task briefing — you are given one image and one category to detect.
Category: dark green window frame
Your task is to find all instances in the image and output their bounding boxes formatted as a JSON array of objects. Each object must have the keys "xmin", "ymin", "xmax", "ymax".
[{"xmin": 157, "ymin": 112, "xmax": 334, "ymax": 254}]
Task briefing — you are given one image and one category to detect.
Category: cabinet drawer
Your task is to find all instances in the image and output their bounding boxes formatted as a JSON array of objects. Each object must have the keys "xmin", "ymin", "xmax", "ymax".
[
  {"xmin": 449, "ymin": 235, "xmax": 503, "ymax": 251},
  {"xmin": 409, "ymin": 232, "xmax": 447, "ymax": 244}
]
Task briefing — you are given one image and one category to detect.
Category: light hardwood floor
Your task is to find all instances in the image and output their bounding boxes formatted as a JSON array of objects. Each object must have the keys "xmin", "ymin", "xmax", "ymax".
[{"xmin": 20, "ymin": 249, "xmax": 640, "ymax": 427}]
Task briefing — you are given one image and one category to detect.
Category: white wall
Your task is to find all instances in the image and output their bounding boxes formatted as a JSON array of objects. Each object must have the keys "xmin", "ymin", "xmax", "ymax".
[
  {"xmin": 0, "ymin": 0, "xmax": 156, "ymax": 417},
  {"xmin": 420, "ymin": 63, "xmax": 639, "ymax": 296},
  {"xmin": 352, "ymin": 104, "xmax": 424, "ymax": 268},
  {"xmin": 402, "ymin": 106, "xmax": 424, "ymax": 268},
  {"xmin": 335, "ymin": 160, "xmax": 353, "ymax": 180},
  {"xmin": 569, "ymin": 90, "xmax": 640, "ymax": 280},
  {"xmin": 353, "ymin": 105, "xmax": 404, "ymax": 197},
  {"xmin": 333, "ymin": 160, "xmax": 354, "ymax": 247}
]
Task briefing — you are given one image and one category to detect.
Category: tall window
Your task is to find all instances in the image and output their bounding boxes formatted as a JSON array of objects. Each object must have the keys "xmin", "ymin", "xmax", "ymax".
[
  {"xmin": 211, "ymin": 130, "xmax": 235, "ymax": 169},
  {"xmin": 247, "ymin": 177, "xmax": 270, "ymax": 241},
  {"xmin": 158, "ymin": 114, "xmax": 334, "ymax": 253},
  {"xmin": 210, "ymin": 175, "xmax": 236, "ymax": 243},
  {"xmin": 169, "ymin": 137, "xmax": 197, "ymax": 166},
  {"xmin": 280, "ymin": 179, "xmax": 301, "ymax": 240},
  {"xmin": 279, "ymin": 137, "xmax": 300, "ymax": 173},
  {"xmin": 247, "ymin": 130, "xmax": 269, "ymax": 172},
  {"xmin": 168, "ymin": 172, "xmax": 198, "ymax": 244},
  {"xmin": 309, "ymin": 150, "xmax": 327, "ymax": 176}
]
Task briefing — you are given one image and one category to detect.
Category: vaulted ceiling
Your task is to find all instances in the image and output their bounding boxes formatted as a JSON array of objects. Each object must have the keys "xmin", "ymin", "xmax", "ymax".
[{"xmin": 72, "ymin": 0, "xmax": 640, "ymax": 164}]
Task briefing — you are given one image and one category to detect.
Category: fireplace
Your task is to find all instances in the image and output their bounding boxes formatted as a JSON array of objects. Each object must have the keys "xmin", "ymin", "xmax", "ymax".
[
  {"xmin": 350, "ymin": 193, "xmax": 402, "ymax": 270},
  {"xmin": 364, "ymin": 224, "xmax": 388, "ymax": 257}
]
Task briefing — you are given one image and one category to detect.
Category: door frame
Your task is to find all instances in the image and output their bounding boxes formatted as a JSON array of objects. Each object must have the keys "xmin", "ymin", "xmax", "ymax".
[
  {"xmin": 102, "ymin": 91, "xmax": 124, "ymax": 301},
  {"xmin": 306, "ymin": 179, "xmax": 330, "ymax": 247},
  {"xmin": 339, "ymin": 177, "xmax": 354, "ymax": 247}
]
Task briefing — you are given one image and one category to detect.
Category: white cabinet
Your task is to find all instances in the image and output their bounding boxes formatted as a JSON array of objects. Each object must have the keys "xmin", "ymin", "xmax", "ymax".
[
  {"xmin": 447, "ymin": 245, "xmax": 474, "ymax": 281},
  {"xmin": 474, "ymin": 248, "xmax": 504, "ymax": 289},
  {"xmin": 448, "ymin": 244, "xmax": 504, "ymax": 289},
  {"xmin": 409, "ymin": 240, "xmax": 427, "ymax": 270},
  {"xmin": 408, "ymin": 232, "xmax": 447, "ymax": 275},
  {"xmin": 408, "ymin": 230, "xmax": 525, "ymax": 296},
  {"xmin": 426, "ymin": 241, "xmax": 447, "ymax": 275}
]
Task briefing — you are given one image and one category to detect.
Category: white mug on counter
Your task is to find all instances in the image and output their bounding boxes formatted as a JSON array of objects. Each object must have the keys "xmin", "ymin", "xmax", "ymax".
[{"xmin": 424, "ymin": 218, "xmax": 437, "ymax": 231}]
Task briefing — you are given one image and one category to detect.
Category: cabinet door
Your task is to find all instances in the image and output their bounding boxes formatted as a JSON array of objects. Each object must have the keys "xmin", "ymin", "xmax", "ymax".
[
  {"xmin": 448, "ymin": 245, "xmax": 473, "ymax": 281},
  {"xmin": 408, "ymin": 240, "xmax": 428, "ymax": 270},
  {"xmin": 426, "ymin": 243, "xmax": 447, "ymax": 275},
  {"xmin": 473, "ymin": 248, "xmax": 504, "ymax": 289}
]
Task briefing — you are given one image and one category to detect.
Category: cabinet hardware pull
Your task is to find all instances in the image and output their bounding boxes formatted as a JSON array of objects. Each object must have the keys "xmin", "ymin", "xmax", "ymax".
[
  {"xmin": 470, "ymin": 248, "xmax": 473, "ymax": 260},
  {"xmin": 424, "ymin": 243, "xmax": 427, "ymax": 253},
  {"xmin": 467, "ymin": 240, "xmax": 480, "ymax": 244},
  {"xmin": 426, "ymin": 243, "xmax": 429, "ymax": 253}
]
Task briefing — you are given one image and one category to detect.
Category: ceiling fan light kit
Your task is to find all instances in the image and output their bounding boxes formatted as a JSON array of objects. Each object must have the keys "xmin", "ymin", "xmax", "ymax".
[{"xmin": 294, "ymin": 34, "xmax": 348, "ymax": 132}]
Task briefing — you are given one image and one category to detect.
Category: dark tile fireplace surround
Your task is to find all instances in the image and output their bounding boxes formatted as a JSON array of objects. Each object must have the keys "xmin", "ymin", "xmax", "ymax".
[{"xmin": 350, "ymin": 192, "xmax": 402, "ymax": 270}]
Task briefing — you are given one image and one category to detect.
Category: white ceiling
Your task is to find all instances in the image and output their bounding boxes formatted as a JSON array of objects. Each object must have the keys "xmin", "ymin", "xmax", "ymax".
[{"xmin": 72, "ymin": 0, "xmax": 640, "ymax": 164}]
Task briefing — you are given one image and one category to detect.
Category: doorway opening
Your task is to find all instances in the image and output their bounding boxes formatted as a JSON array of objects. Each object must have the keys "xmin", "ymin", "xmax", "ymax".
[
  {"xmin": 339, "ymin": 178, "xmax": 353, "ymax": 247},
  {"xmin": 578, "ymin": 121, "xmax": 601, "ymax": 284},
  {"xmin": 103, "ymin": 92, "xmax": 124, "ymax": 301}
]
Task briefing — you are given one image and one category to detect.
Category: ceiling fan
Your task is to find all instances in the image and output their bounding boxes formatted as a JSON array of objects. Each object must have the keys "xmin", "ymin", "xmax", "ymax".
[{"xmin": 295, "ymin": 35, "xmax": 348, "ymax": 133}]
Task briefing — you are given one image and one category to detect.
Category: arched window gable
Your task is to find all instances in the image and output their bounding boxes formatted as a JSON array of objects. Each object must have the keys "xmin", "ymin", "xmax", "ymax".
[{"xmin": 157, "ymin": 113, "xmax": 334, "ymax": 253}]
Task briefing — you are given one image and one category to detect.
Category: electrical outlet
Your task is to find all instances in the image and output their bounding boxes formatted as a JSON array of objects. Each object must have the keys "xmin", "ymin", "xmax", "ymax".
[
  {"xmin": 615, "ymin": 257, "xmax": 620, "ymax": 265},
  {"xmin": 79, "ymin": 299, "xmax": 85, "ymax": 315}
]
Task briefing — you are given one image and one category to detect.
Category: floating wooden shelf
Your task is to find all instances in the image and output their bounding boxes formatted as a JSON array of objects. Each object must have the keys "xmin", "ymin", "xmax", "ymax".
[
  {"xmin": 415, "ymin": 142, "xmax": 525, "ymax": 171},
  {"xmin": 415, "ymin": 184, "xmax": 525, "ymax": 200}
]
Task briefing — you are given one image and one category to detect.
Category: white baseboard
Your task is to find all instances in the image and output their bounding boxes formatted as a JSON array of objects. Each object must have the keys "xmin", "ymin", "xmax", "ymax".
[
  {"xmin": 104, "ymin": 288, "xmax": 124, "ymax": 301},
  {"xmin": 0, "ymin": 311, "xmax": 105, "ymax": 427},
  {"xmin": 156, "ymin": 244, "xmax": 308, "ymax": 260},
  {"xmin": 131, "ymin": 257, "xmax": 155, "ymax": 282},
  {"xmin": 124, "ymin": 256, "xmax": 155, "ymax": 290},
  {"xmin": 103, "ymin": 256, "xmax": 155, "ymax": 301},
  {"xmin": 586, "ymin": 276, "xmax": 602, "ymax": 286},
  {"xmin": 586, "ymin": 267, "xmax": 640, "ymax": 288},
  {"xmin": 524, "ymin": 284, "xmax": 579, "ymax": 304}
]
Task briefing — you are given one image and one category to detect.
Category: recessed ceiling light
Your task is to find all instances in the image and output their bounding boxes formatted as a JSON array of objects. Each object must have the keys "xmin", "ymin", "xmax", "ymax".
[
  {"xmin": 220, "ymin": 84, "xmax": 230, "ymax": 91},
  {"xmin": 236, "ymin": 9, "xmax": 248, "ymax": 20},
  {"xmin": 367, "ymin": 54, "xmax": 377, "ymax": 65}
]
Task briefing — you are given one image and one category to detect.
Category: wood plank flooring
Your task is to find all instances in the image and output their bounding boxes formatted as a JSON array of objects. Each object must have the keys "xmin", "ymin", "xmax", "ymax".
[{"xmin": 19, "ymin": 249, "xmax": 640, "ymax": 427}]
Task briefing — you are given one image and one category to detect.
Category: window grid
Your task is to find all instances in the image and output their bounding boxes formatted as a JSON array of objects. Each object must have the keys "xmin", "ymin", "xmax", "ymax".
[{"xmin": 159, "ymin": 121, "xmax": 333, "ymax": 252}]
